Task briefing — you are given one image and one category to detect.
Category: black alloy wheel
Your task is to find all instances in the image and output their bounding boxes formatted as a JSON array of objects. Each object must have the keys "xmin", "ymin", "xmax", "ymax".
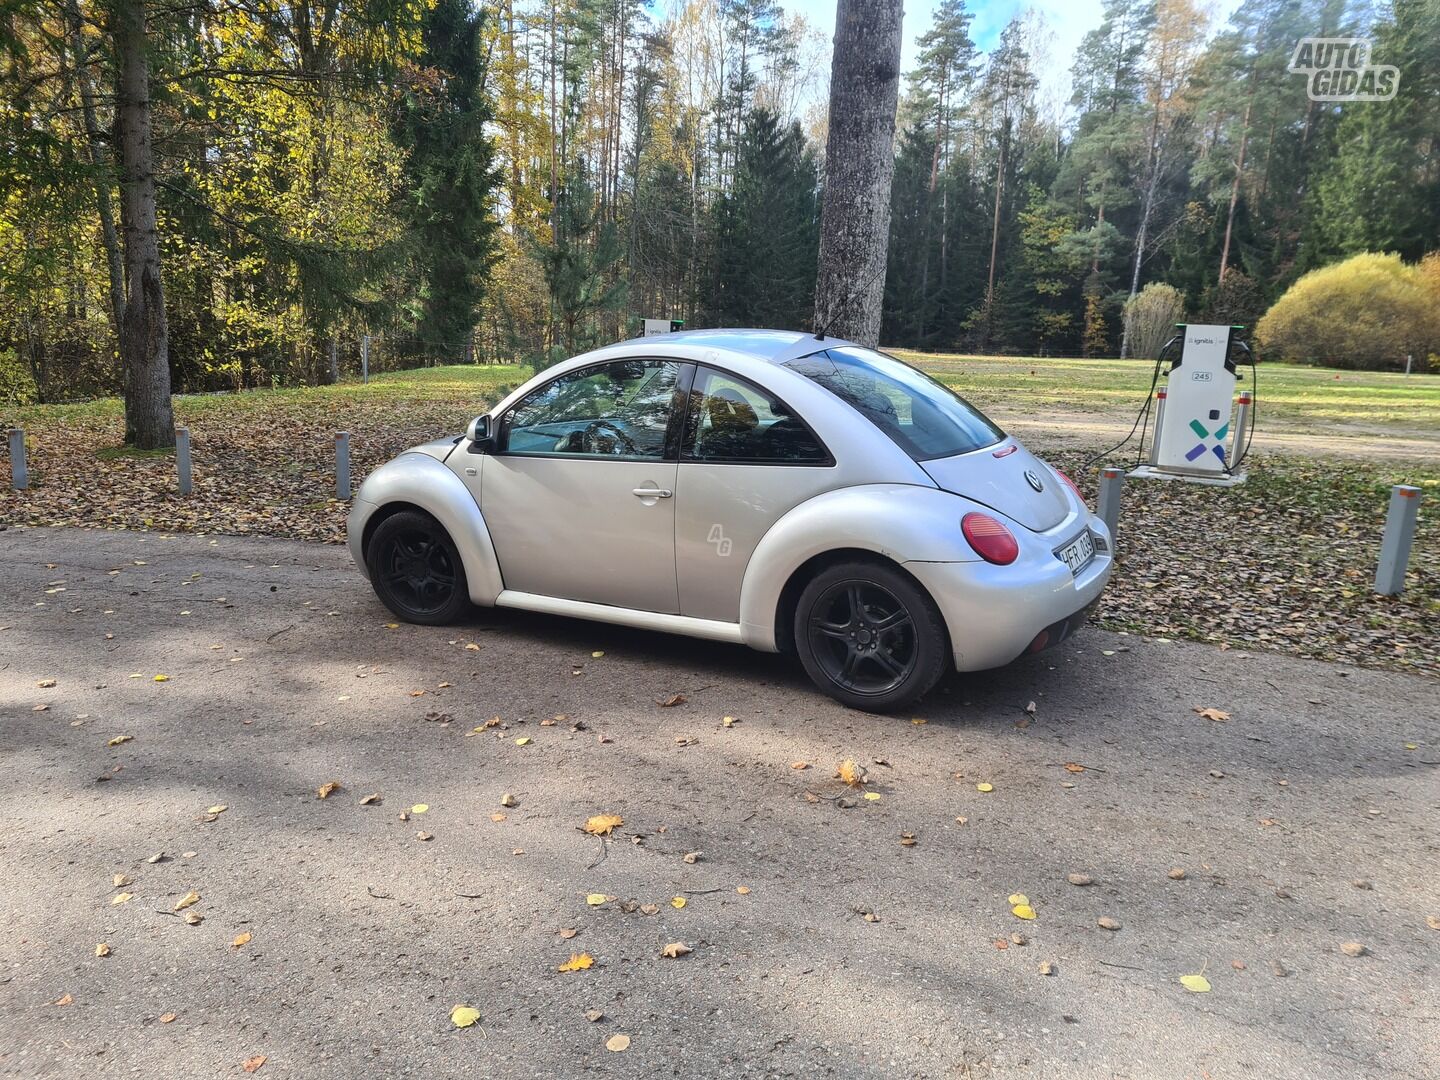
[
  {"xmin": 793, "ymin": 560, "xmax": 948, "ymax": 713},
  {"xmin": 366, "ymin": 510, "xmax": 472, "ymax": 625}
]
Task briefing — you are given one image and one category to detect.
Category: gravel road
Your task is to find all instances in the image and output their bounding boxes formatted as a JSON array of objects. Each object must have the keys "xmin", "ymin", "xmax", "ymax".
[{"xmin": 1, "ymin": 525, "xmax": 1436, "ymax": 1079}]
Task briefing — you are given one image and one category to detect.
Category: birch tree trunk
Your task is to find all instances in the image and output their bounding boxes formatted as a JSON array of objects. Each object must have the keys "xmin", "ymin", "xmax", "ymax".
[
  {"xmin": 112, "ymin": 0, "xmax": 175, "ymax": 448},
  {"xmin": 814, "ymin": 0, "xmax": 903, "ymax": 347}
]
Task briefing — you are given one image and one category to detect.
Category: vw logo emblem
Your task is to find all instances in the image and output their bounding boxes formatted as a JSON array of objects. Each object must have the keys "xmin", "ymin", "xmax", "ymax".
[{"xmin": 1024, "ymin": 470, "xmax": 1044, "ymax": 492}]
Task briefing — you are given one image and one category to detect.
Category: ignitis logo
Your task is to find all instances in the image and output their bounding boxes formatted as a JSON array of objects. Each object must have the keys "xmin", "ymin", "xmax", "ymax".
[{"xmin": 1288, "ymin": 38, "xmax": 1398, "ymax": 101}]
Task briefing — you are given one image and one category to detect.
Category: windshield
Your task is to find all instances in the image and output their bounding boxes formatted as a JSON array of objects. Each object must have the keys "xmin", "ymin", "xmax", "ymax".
[{"xmin": 784, "ymin": 346, "xmax": 1004, "ymax": 460}]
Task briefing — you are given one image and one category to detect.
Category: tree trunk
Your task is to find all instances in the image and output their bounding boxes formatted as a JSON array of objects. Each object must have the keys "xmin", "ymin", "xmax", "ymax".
[
  {"xmin": 814, "ymin": 0, "xmax": 903, "ymax": 347},
  {"xmin": 1218, "ymin": 97, "xmax": 1252, "ymax": 284},
  {"xmin": 113, "ymin": 0, "xmax": 174, "ymax": 448}
]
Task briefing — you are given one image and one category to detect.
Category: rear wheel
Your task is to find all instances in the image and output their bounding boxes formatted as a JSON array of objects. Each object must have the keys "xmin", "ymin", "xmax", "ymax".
[
  {"xmin": 792, "ymin": 560, "xmax": 949, "ymax": 713},
  {"xmin": 366, "ymin": 510, "xmax": 471, "ymax": 625}
]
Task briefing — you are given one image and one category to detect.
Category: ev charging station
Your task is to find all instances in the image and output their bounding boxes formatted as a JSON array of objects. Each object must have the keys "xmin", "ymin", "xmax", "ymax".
[{"xmin": 1128, "ymin": 323, "xmax": 1255, "ymax": 487}]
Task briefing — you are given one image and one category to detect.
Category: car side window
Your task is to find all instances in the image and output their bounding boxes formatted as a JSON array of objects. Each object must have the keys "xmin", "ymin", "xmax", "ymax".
[
  {"xmin": 502, "ymin": 359, "xmax": 681, "ymax": 459},
  {"xmin": 682, "ymin": 367, "xmax": 829, "ymax": 465}
]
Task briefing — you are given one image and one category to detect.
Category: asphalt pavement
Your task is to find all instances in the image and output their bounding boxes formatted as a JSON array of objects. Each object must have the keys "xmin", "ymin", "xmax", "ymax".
[{"xmin": 1, "ymin": 525, "xmax": 1437, "ymax": 1079}]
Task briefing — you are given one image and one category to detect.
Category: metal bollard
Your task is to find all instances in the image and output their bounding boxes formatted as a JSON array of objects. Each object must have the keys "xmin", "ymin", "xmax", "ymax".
[
  {"xmin": 335, "ymin": 431, "xmax": 351, "ymax": 500},
  {"xmin": 8, "ymin": 427, "xmax": 26, "ymax": 490},
  {"xmin": 1374, "ymin": 485, "xmax": 1422, "ymax": 596},
  {"xmin": 1231, "ymin": 390, "xmax": 1252, "ymax": 461},
  {"xmin": 1148, "ymin": 390, "xmax": 1167, "ymax": 465},
  {"xmin": 1096, "ymin": 466, "xmax": 1124, "ymax": 545},
  {"xmin": 175, "ymin": 427, "xmax": 192, "ymax": 495}
]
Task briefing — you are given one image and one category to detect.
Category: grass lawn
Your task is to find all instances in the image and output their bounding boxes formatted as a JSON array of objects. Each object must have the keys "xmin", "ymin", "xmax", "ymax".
[
  {"xmin": 894, "ymin": 350, "xmax": 1440, "ymax": 441},
  {"xmin": 2, "ymin": 355, "xmax": 1436, "ymax": 677}
]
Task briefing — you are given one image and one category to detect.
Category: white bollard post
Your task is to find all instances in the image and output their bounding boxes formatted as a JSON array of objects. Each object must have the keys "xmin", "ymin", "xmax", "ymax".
[
  {"xmin": 175, "ymin": 427, "xmax": 192, "ymax": 495},
  {"xmin": 1374, "ymin": 485, "xmax": 1421, "ymax": 596},
  {"xmin": 8, "ymin": 427, "xmax": 27, "ymax": 490},
  {"xmin": 335, "ymin": 432, "xmax": 351, "ymax": 501},
  {"xmin": 1231, "ymin": 390, "xmax": 1252, "ymax": 462},
  {"xmin": 1097, "ymin": 466, "xmax": 1124, "ymax": 545}
]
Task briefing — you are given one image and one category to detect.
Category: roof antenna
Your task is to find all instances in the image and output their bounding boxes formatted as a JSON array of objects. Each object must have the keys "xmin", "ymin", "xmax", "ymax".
[{"xmin": 814, "ymin": 259, "xmax": 890, "ymax": 342}]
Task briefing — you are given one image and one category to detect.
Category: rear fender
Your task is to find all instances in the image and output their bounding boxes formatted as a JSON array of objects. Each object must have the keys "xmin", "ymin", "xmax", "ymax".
[
  {"xmin": 349, "ymin": 453, "xmax": 504, "ymax": 605},
  {"xmin": 737, "ymin": 484, "xmax": 982, "ymax": 651}
]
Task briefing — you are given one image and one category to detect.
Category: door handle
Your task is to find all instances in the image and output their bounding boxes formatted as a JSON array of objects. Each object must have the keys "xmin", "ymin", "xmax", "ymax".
[{"xmin": 632, "ymin": 487, "xmax": 673, "ymax": 499}]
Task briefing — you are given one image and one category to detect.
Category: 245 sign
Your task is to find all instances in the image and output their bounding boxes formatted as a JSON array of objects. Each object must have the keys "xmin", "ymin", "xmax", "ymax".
[{"xmin": 1289, "ymin": 38, "xmax": 1399, "ymax": 102}]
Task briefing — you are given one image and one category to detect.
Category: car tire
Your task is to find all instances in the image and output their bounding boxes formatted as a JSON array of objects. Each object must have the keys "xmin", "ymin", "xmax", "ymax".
[
  {"xmin": 792, "ymin": 559, "xmax": 949, "ymax": 713},
  {"xmin": 365, "ymin": 510, "xmax": 472, "ymax": 625}
]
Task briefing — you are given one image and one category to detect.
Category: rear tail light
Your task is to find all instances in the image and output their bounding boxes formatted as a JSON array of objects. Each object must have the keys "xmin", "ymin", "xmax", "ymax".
[
  {"xmin": 1054, "ymin": 468, "xmax": 1083, "ymax": 503},
  {"xmin": 962, "ymin": 512, "xmax": 1019, "ymax": 565}
]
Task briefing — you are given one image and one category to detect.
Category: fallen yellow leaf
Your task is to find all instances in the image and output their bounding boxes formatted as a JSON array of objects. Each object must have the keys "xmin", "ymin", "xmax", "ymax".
[
  {"xmin": 111, "ymin": 892, "xmax": 133, "ymax": 905},
  {"xmin": 586, "ymin": 893, "xmax": 608, "ymax": 906},
  {"xmin": 159, "ymin": 1012, "xmax": 177, "ymax": 1023},
  {"xmin": 450, "ymin": 1005, "xmax": 481, "ymax": 1028},
  {"xmin": 671, "ymin": 896, "xmax": 687, "ymax": 909},
  {"xmin": 606, "ymin": 1033, "xmax": 631, "ymax": 1052},
  {"xmin": 1193, "ymin": 707, "xmax": 1230, "ymax": 722},
  {"xmin": 911, "ymin": 717, "xmax": 927, "ymax": 725},
  {"xmin": 242, "ymin": 1054, "xmax": 266, "ymax": 1073},
  {"xmin": 556, "ymin": 952, "xmax": 595, "ymax": 972},
  {"xmin": 1180, "ymin": 974, "xmax": 1212, "ymax": 992},
  {"xmin": 837, "ymin": 760, "xmax": 868, "ymax": 787},
  {"xmin": 411, "ymin": 804, "xmax": 429, "ymax": 814},
  {"xmin": 976, "ymin": 782, "xmax": 994, "ymax": 792},
  {"xmin": 153, "ymin": 674, "xmax": 170, "ymax": 682},
  {"xmin": 583, "ymin": 813, "xmax": 623, "ymax": 835},
  {"xmin": 107, "ymin": 735, "xmax": 133, "ymax": 747},
  {"xmin": 591, "ymin": 651, "xmax": 605, "ymax": 658},
  {"xmin": 316, "ymin": 781, "xmax": 342, "ymax": 799},
  {"xmin": 232, "ymin": 932, "xmax": 252, "ymax": 948},
  {"xmin": 1063, "ymin": 763, "xmax": 1085, "ymax": 774},
  {"xmin": 514, "ymin": 737, "xmax": 531, "ymax": 746},
  {"xmin": 862, "ymin": 791, "xmax": 882, "ymax": 802},
  {"xmin": 95, "ymin": 943, "xmax": 111, "ymax": 957},
  {"xmin": 736, "ymin": 886, "xmax": 751, "ymax": 895},
  {"xmin": 661, "ymin": 941, "xmax": 692, "ymax": 958},
  {"xmin": 174, "ymin": 891, "xmax": 200, "ymax": 911},
  {"xmin": 1008, "ymin": 893, "xmax": 1029, "ymax": 905},
  {"xmin": 1012, "ymin": 904, "xmax": 1037, "ymax": 920}
]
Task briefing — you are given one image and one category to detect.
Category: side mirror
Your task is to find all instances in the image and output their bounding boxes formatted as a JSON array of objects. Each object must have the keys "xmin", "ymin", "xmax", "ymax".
[{"xmin": 466, "ymin": 414, "xmax": 493, "ymax": 448}]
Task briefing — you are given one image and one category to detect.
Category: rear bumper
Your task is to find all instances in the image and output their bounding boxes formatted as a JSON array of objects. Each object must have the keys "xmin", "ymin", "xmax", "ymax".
[{"xmin": 904, "ymin": 517, "xmax": 1113, "ymax": 672}]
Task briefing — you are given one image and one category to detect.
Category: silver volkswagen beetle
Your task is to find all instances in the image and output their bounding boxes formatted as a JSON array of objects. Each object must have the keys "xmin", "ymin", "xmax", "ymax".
[{"xmin": 348, "ymin": 329, "xmax": 1113, "ymax": 711}]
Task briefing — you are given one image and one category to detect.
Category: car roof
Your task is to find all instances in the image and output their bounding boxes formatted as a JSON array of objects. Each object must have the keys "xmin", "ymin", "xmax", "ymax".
[{"xmin": 642, "ymin": 328, "xmax": 860, "ymax": 366}]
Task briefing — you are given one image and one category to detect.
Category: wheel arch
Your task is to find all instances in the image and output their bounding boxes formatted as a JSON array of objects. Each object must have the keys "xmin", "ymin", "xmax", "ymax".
[
  {"xmin": 772, "ymin": 548, "xmax": 926, "ymax": 655},
  {"xmin": 348, "ymin": 453, "xmax": 505, "ymax": 605},
  {"xmin": 737, "ymin": 484, "xmax": 980, "ymax": 653}
]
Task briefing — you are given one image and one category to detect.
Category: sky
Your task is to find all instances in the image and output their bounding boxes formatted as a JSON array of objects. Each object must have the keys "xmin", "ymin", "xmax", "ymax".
[{"xmin": 789, "ymin": 0, "xmax": 1246, "ymax": 118}]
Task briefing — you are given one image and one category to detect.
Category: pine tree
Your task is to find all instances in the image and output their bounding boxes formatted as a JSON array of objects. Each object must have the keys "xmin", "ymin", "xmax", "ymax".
[
  {"xmin": 393, "ymin": 0, "xmax": 502, "ymax": 357},
  {"xmin": 708, "ymin": 109, "xmax": 819, "ymax": 329}
]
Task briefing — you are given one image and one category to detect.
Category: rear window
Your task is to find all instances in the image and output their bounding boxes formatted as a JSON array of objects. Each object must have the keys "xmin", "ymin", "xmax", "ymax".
[{"xmin": 784, "ymin": 346, "xmax": 1003, "ymax": 460}]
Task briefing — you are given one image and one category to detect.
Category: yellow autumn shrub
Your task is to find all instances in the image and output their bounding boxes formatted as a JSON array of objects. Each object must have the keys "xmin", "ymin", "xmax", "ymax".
[{"xmin": 1256, "ymin": 252, "xmax": 1438, "ymax": 370}]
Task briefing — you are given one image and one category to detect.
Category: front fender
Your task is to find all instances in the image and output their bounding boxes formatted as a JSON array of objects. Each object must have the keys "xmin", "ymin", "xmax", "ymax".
[
  {"xmin": 346, "ymin": 453, "xmax": 504, "ymax": 605},
  {"xmin": 737, "ymin": 484, "xmax": 983, "ymax": 651}
]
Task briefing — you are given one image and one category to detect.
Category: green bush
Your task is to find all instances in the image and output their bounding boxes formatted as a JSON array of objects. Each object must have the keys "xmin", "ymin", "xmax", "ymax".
[
  {"xmin": 1257, "ymin": 253, "xmax": 1438, "ymax": 370},
  {"xmin": 1123, "ymin": 283, "xmax": 1185, "ymax": 360},
  {"xmin": 0, "ymin": 348, "xmax": 38, "ymax": 406}
]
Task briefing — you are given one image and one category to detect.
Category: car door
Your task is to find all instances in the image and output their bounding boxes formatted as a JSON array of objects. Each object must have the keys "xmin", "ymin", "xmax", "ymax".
[
  {"xmin": 481, "ymin": 358, "xmax": 686, "ymax": 613},
  {"xmin": 674, "ymin": 366, "xmax": 838, "ymax": 623}
]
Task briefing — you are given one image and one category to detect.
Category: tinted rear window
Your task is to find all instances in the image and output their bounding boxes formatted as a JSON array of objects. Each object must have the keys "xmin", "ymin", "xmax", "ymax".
[{"xmin": 784, "ymin": 346, "xmax": 1003, "ymax": 460}]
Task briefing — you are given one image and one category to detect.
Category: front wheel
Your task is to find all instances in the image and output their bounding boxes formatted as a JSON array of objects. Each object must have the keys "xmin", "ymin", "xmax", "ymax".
[
  {"xmin": 365, "ymin": 510, "xmax": 472, "ymax": 625},
  {"xmin": 793, "ymin": 560, "xmax": 949, "ymax": 713}
]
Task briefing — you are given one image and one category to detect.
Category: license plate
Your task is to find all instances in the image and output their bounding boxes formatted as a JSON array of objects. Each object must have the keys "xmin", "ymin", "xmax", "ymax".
[{"xmin": 1056, "ymin": 531, "xmax": 1096, "ymax": 575}]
